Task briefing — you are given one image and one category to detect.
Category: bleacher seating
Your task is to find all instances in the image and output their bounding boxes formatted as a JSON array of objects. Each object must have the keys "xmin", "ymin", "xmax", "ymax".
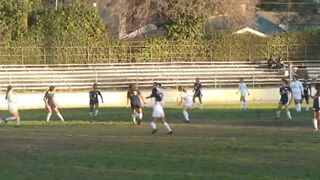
[{"xmin": 0, "ymin": 62, "xmax": 288, "ymax": 91}]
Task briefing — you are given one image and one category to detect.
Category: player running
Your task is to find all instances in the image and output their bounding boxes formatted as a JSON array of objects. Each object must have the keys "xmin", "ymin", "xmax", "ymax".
[
  {"xmin": 147, "ymin": 82, "xmax": 172, "ymax": 134},
  {"xmin": 237, "ymin": 78, "xmax": 250, "ymax": 110},
  {"xmin": 89, "ymin": 83, "xmax": 104, "ymax": 119},
  {"xmin": 290, "ymin": 75, "xmax": 304, "ymax": 112},
  {"xmin": 178, "ymin": 86, "xmax": 193, "ymax": 123},
  {"xmin": 311, "ymin": 83, "xmax": 320, "ymax": 131},
  {"xmin": 193, "ymin": 78, "xmax": 203, "ymax": 110},
  {"xmin": 127, "ymin": 84, "xmax": 146, "ymax": 125},
  {"xmin": 276, "ymin": 79, "xmax": 292, "ymax": 120},
  {"xmin": 3, "ymin": 85, "xmax": 20, "ymax": 126},
  {"xmin": 301, "ymin": 77, "xmax": 312, "ymax": 111},
  {"xmin": 44, "ymin": 86, "xmax": 65, "ymax": 123}
]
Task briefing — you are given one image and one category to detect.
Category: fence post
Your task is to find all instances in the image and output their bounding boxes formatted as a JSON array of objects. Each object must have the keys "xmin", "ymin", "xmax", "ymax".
[
  {"xmin": 87, "ymin": 46, "xmax": 90, "ymax": 64},
  {"xmin": 214, "ymin": 73, "xmax": 217, "ymax": 89},
  {"xmin": 252, "ymin": 72, "xmax": 255, "ymax": 89},
  {"xmin": 286, "ymin": 45, "xmax": 289, "ymax": 61},
  {"xmin": 108, "ymin": 46, "xmax": 111, "ymax": 63},
  {"xmin": 289, "ymin": 63, "xmax": 293, "ymax": 82},
  {"xmin": 21, "ymin": 47, "xmax": 24, "ymax": 65},
  {"xmin": 150, "ymin": 46, "xmax": 152, "ymax": 62},
  {"xmin": 43, "ymin": 47, "xmax": 46, "ymax": 64},
  {"xmin": 129, "ymin": 46, "xmax": 132, "ymax": 63}
]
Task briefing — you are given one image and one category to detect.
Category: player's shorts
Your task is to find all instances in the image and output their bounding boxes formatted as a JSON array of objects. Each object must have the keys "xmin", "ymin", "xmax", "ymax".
[
  {"xmin": 8, "ymin": 104, "xmax": 18, "ymax": 113},
  {"xmin": 279, "ymin": 97, "xmax": 289, "ymax": 105},
  {"xmin": 184, "ymin": 103, "xmax": 193, "ymax": 109},
  {"xmin": 193, "ymin": 92, "xmax": 202, "ymax": 98},
  {"xmin": 90, "ymin": 99, "xmax": 99, "ymax": 105},
  {"xmin": 314, "ymin": 103, "xmax": 320, "ymax": 112},
  {"xmin": 302, "ymin": 94, "xmax": 309, "ymax": 102},
  {"xmin": 292, "ymin": 93, "xmax": 302, "ymax": 100},
  {"xmin": 46, "ymin": 102, "xmax": 56, "ymax": 109},
  {"xmin": 131, "ymin": 102, "xmax": 142, "ymax": 109},
  {"xmin": 152, "ymin": 104, "xmax": 165, "ymax": 118}
]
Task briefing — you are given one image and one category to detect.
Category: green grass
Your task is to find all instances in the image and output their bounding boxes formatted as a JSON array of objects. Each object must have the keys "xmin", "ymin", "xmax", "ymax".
[{"xmin": 0, "ymin": 102, "xmax": 320, "ymax": 180}]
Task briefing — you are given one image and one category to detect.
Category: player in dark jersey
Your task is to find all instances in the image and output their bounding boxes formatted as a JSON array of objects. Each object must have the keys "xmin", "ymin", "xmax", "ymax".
[
  {"xmin": 127, "ymin": 84, "xmax": 146, "ymax": 125},
  {"xmin": 301, "ymin": 78, "xmax": 312, "ymax": 111},
  {"xmin": 193, "ymin": 78, "xmax": 203, "ymax": 110},
  {"xmin": 89, "ymin": 83, "xmax": 104, "ymax": 119},
  {"xmin": 311, "ymin": 83, "xmax": 320, "ymax": 131},
  {"xmin": 276, "ymin": 79, "xmax": 292, "ymax": 120},
  {"xmin": 43, "ymin": 86, "xmax": 65, "ymax": 123}
]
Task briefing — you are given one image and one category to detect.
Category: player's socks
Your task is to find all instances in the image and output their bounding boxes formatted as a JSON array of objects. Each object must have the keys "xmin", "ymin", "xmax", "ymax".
[
  {"xmin": 164, "ymin": 122, "xmax": 172, "ymax": 132},
  {"xmin": 89, "ymin": 112, "xmax": 93, "ymax": 118},
  {"xmin": 137, "ymin": 113, "xmax": 143, "ymax": 125},
  {"xmin": 16, "ymin": 116, "xmax": 20, "ymax": 126},
  {"xmin": 132, "ymin": 114, "xmax": 137, "ymax": 124},
  {"xmin": 296, "ymin": 103, "xmax": 301, "ymax": 112},
  {"xmin": 313, "ymin": 119, "xmax": 318, "ymax": 130},
  {"xmin": 182, "ymin": 110, "xmax": 190, "ymax": 122},
  {"xmin": 46, "ymin": 113, "xmax": 52, "ymax": 122},
  {"xmin": 94, "ymin": 109, "xmax": 99, "ymax": 117},
  {"xmin": 5, "ymin": 116, "xmax": 17, "ymax": 121},
  {"xmin": 57, "ymin": 113, "xmax": 65, "ymax": 121},
  {"xmin": 244, "ymin": 102, "xmax": 248, "ymax": 110},
  {"xmin": 151, "ymin": 122, "xmax": 157, "ymax": 134},
  {"xmin": 240, "ymin": 101, "xmax": 244, "ymax": 109},
  {"xmin": 306, "ymin": 105, "xmax": 309, "ymax": 111},
  {"xmin": 276, "ymin": 110, "xmax": 281, "ymax": 118},
  {"xmin": 286, "ymin": 110, "xmax": 292, "ymax": 120}
]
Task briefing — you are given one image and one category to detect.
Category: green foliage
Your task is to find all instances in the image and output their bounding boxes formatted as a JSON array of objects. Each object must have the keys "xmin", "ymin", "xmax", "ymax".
[{"xmin": 166, "ymin": 15, "xmax": 204, "ymax": 40}]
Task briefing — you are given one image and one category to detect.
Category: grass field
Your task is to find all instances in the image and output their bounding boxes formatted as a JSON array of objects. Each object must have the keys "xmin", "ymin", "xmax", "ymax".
[{"xmin": 0, "ymin": 102, "xmax": 320, "ymax": 180}]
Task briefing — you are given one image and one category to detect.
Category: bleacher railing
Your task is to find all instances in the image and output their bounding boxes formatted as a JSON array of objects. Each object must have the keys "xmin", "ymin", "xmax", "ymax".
[{"xmin": 0, "ymin": 44, "xmax": 319, "ymax": 64}]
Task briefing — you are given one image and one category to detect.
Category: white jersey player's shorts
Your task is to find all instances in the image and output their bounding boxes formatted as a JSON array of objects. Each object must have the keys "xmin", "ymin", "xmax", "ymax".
[
  {"xmin": 8, "ymin": 103, "xmax": 18, "ymax": 113},
  {"xmin": 292, "ymin": 90, "xmax": 302, "ymax": 100},
  {"xmin": 184, "ymin": 103, "xmax": 193, "ymax": 109},
  {"xmin": 152, "ymin": 103, "xmax": 165, "ymax": 118}
]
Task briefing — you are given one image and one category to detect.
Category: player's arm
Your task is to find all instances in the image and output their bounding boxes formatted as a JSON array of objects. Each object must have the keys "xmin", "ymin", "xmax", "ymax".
[
  {"xmin": 246, "ymin": 84, "xmax": 250, "ymax": 95},
  {"xmin": 99, "ymin": 91, "xmax": 104, "ymax": 103},
  {"xmin": 43, "ymin": 93, "xmax": 49, "ymax": 105},
  {"xmin": 309, "ymin": 84, "xmax": 312, "ymax": 96},
  {"xmin": 126, "ymin": 92, "xmax": 131, "ymax": 108}
]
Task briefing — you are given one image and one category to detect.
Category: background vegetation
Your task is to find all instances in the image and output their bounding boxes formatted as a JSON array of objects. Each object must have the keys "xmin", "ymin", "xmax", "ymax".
[{"xmin": 1, "ymin": 0, "xmax": 320, "ymax": 64}]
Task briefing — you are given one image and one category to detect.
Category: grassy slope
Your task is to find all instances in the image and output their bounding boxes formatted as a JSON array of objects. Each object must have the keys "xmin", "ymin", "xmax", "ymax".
[{"xmin": 0, "ymin": 102, "xmax": 319, "ymax": 180}]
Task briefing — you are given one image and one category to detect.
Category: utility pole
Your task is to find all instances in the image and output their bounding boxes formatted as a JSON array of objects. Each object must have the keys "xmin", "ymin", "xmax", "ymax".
[{"xmin": 55, "ymin": 0, "xmax": 58, "ymax": 11}]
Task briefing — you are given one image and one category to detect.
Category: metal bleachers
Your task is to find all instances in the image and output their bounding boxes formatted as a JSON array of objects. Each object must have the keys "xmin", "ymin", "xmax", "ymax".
[{"xmin": 0, "ymin": 62, "xmax": 288, "ymax": 91}]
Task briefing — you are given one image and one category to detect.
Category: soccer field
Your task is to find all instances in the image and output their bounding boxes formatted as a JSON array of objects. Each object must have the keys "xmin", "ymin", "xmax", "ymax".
[{"xmin": 0, "ymin": 102, "xmax": 319, "ymax": 179}]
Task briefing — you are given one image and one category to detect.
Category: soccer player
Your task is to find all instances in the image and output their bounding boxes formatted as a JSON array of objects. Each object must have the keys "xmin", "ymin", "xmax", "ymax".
[
  {"xmin": 44, "ymin": 86, "xmax": 65, "ymax": 122},
  {"xmin": 237, "ymin": 78, "xmax": 250, "ymax": 110},
  {"xmin": 178, "ymin": 86, "xmax": 193, "ymax": 123},
  {"xmin": 147, "ymin": 82, "xmax": 172, "ymax": 134},
  {"xmin": 276, "ymin": 79, "xmax": 292, "ymax": 120},
  {"xmin": 193, "ymin": 78, "xmax": 203, "ymax": 110},
  {"xmin": 311, "ymin": 83, "xmax": 320, "ymax": 131},
  {"xmin": 301, "ymin": 78, "xmax": 312, "ymax": 111},
  {"xmin": 4, "ymin": 85, "xmax": 20, "ymax": 126},
  {"xmin": 127, "ymin": 84, "xmax": 146, "ymax": 125},
  {"xmin": 290, "ymin": 75, "xmax": 304, "ymax": 112},
  {"xmin": 89, "ymin": 83, "xmax": 104, "ymax": 119}
]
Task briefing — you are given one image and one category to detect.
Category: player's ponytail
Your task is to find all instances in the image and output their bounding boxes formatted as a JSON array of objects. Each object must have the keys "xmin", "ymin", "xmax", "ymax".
[{"xmin": 5, "ymin": 85, "xmax": 12, "ymax": 100}]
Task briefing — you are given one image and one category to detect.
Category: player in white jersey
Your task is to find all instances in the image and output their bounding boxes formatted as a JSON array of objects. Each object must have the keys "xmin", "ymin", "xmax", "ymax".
[
  {"xmin": 290, "ymin": 75, "xmax": 304, "ymax": 112},
  {"xmin": 4, "ymin": 85, "xmax": 20, "ymax": 126},
  {"xmin": 237, "ymin": 78, "xmax": 250, "ymax": 110},
  {"xmin": 178, "ymin": 86, "xmax": 193, "ymax": 123},
  {"xmin": 147, "ymin": 82, "xmax": 172, "ymax": 134}
]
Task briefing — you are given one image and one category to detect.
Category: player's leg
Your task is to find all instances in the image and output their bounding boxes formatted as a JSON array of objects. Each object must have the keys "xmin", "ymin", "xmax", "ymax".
[
  {"xmin": 313, "ymin": 111, "xmax": 319, "ymax": 131},
  {"xmin": 182, "ymin": 106, "xmax": 190, "ymax": 123},
  {"xmin": 94, "ymin": 103, "xmax": 99, "ymax": 117},
  {"xmin": 131, "ymin": 108, "xmax": 137, "ymax": 125},
  {"xmin": 159, "ymin": 117, "xmax": 172, "ymax": 134},
  {"xmin": 136, "ymin": 108, "xmax": 143, "ymax": 125},
  {"xmin": 89, "ymin": 104, "xmax": 94, "ymax": 117},
  {"xmin": 15, "ymin": 111, "xmax": 20, "ymax": 126},
  {"xmin": 46, "ymin": 105, "xmax": 53, "ymax": 122},
  {"xmin": 305, "ymin": 96, "xmax": 310, "ymax": 111},
  {"xmin": 151, "ymin": 118, "xmax": 158, "ymax": 134},
  {"xmin": 53, "ymin": 108, "xmax": 65, "ymax": 121},
  {"xmin": 284, "ymin": 104, "xmax": 292, "ymax": 120},
  {"xmin": 276, "ymin": 103, "xmax": 283, "ymax": 119},
  {"xmin": 198, "ymin": 95, "xmax": 203, "ymax": 110},
  {"xmin": 294, "ymin": 99, "xmax": 301, "ymax": 112}
]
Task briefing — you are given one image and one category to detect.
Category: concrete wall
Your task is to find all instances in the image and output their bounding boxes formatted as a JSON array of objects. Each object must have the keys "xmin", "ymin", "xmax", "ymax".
[{"xmin": 0, "ymin": 87, "xmax": 292, "ymax": 110}]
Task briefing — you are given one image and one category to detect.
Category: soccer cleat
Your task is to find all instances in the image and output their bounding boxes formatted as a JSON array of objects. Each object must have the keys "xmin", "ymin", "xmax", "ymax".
[
  {"xmin": 183, "ymin": 120, "xmax": 190, "ymax": 124},
  {"xmin": 168, "ymin": 131, "xmax": 173, "ymax": 135},
  {"xmin": 137, "ymin": 119, "xmax": 141, "ymax": 125},
  {"xmin": 152, "ymin": 129, "xmax": 157, "ymax": 134}
]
